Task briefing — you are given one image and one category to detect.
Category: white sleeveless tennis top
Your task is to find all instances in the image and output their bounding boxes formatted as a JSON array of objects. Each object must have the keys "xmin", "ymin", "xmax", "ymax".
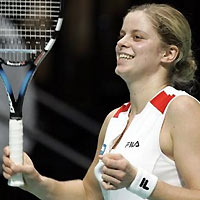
[{"xmin": 94, "ymin": 86, "xmax": 190, "ymax": 200}]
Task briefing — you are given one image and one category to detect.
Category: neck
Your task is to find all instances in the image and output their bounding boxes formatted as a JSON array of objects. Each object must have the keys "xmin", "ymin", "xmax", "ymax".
[{"xmin": 127, "ymin": 79, "xmax": 169, "ymax": 116}]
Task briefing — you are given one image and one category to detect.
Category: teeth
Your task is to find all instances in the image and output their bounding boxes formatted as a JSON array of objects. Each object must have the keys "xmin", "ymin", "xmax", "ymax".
[{"xmin": 119, "ymin": 53, "xmax": 134, "ymax": 60}]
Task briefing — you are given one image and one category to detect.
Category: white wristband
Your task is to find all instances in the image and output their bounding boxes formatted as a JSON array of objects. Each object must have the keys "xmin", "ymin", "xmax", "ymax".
[{"xmin": 126, "ymin": 168, "xmax": 158, "ymax": 199}]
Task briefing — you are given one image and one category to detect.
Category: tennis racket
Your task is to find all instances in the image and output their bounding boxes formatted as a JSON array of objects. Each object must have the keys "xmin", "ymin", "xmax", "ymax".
[{"xmin": 0, "ymin": 0, "xmax": 64, "ymax": 187}]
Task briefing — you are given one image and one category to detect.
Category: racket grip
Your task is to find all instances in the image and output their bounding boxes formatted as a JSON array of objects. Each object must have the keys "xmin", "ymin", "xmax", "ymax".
[{"xmin": 8, "ymin": 119, "xmax": 24, "ymax": 187}]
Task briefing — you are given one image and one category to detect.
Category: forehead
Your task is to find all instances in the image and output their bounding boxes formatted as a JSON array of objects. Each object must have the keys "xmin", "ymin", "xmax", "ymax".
[{"xmin": 122, "ymin": 11, "xmax": 157, "ymax": 35}]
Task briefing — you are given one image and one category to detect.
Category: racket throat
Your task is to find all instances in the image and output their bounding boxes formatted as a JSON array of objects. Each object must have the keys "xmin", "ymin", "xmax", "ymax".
[{"xmin": 10, "ymin": 102, "xmax": 23, "ymax": 119}]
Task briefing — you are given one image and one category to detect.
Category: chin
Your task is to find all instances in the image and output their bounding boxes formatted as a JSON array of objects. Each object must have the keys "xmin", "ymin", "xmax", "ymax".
[
  {"xmin": 115, "ymin": 65, "xmax": 128, "ymax": 75},
  {"xmin": 115, "ymin": 67, "xmax": 119, "ymax": 75},
  {"xmin": 115, "ymin": 67, "xmax": 122, "ymax": 77},
  {"xmin": 115, "ymin": 67, "xmax": 128, "ymax": 81}
]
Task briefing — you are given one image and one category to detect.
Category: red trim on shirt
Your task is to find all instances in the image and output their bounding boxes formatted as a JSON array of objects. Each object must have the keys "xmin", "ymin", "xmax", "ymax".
[
  {"xmin": 113, "ymin": 103, "xmax": 131, "ymax": 118},
  {"xmin": 150, "ymin": 91, "xmax": 175, "ymax": 114}
]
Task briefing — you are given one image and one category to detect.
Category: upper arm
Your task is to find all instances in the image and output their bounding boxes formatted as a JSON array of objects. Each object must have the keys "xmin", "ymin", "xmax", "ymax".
[
  {"xmin": 82, "ymin": 109, "xmax": 118, "ymax": 200},
  {"xmin": 168, "ymin": 95, "xmax": 200, "ymax": 189}
]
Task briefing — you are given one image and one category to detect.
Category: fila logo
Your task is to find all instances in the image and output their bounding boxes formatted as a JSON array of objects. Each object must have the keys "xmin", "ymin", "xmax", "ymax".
[
  {"xmin": 139, "ymin": 178, "xmax": 149, "ymax": 190},
  {"xmin": 125, "ymin": 141, "xmax": 140, "ymax": 148}
]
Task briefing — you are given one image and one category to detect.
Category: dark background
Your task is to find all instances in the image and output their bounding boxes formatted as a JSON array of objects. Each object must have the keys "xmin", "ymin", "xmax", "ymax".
[{"xmin": 1, "ymin": 0, "xmax": 200, "ymax": 199}]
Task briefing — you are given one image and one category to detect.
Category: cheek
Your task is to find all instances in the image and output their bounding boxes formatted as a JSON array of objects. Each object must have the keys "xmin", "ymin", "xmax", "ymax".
[
  {"xmin": 135, "ymin": 43, "xmax": 150, "ymax": 60},
  {"xmin": 138, "ymin": 44, "xmax": 161, "ymax": 62}
]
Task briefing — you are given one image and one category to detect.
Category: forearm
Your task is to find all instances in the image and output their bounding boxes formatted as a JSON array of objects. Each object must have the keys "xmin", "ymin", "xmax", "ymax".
[
  {"xmin": 149, "ymin": 180, "xmax": 200, "ymax": 200},
  {"xmin": 30, "ymin": 176, "xmax": 87, "ymax": 200}
]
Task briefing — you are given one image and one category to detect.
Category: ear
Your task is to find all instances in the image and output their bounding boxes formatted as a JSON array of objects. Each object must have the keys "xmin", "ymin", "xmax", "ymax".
[{"xmin": 160, "ymin": 45, "xmax": 179, "ymax": 64}]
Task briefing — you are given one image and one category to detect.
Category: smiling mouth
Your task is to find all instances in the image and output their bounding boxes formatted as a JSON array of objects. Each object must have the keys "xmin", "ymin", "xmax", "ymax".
[{"xmin": 119, "ymin": 53, "xmax": 135, "ymax": 60}]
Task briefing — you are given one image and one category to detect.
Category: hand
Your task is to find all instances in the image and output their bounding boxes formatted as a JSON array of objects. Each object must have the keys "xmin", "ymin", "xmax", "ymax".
[
  {"xmin": 99, "ymin": 153, "xmax": 137, "ymax": 190},
  {"xmin": 2, "ymin": 146, "xmax": 41, "ymax": 192}
]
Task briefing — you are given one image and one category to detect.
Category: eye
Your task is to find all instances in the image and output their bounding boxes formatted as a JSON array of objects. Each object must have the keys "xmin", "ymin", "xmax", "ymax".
[
  {"xmin": 133, "ymin": 35, "xmax": 143, "ymax": 40},
  {"xmin": 118, "ymin": 34, "xmax": 125, "ymax": 40}
]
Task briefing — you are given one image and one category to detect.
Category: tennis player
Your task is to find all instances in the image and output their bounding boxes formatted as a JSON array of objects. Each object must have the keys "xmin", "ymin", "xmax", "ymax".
[{"xmin": 3, "ymin": 3, "xmax": 200, "ymax": 200}]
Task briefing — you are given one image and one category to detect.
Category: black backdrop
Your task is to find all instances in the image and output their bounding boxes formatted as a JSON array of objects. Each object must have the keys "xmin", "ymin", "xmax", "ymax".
[{"xmin": 1, "ymin": 0, "xmax": 200, "ymax": 199}]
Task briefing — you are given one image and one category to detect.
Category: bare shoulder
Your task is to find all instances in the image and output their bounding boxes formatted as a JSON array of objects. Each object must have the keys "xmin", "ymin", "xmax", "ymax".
[
  {"xmin": 170, "ymin": 94, "xmax": 199, "ymax": 108},
  {"xmin": 165, "ymin": 94, "xmax": 200, "ymax": 144},
  {"xmin": 104, "ymin": 108, "xmax": 119, "ymax": 124},
  {"xmin": 167, "ymin": 94, "xmax": 200, "ymax": 121}
]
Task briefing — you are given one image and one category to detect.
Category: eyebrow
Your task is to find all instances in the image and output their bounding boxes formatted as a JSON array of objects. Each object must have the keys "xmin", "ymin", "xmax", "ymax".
[{"xmin": 120, "ymin": 29, "xmax": 148, "ymax": 36}]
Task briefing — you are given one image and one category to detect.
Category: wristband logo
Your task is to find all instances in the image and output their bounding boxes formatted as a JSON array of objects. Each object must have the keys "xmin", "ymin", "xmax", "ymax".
[{"xmin": 139, "ymin": 178, "xmax": 149, "ymax": 190}]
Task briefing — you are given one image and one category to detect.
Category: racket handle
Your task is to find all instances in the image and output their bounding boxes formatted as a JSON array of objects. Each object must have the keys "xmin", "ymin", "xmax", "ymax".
[{"xmin": 8, "ymin": 119, "xmax": 24, "ymax": 187}]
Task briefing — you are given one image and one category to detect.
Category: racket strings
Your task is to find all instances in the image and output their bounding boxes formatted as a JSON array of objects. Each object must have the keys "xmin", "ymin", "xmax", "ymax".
[{"xmin": 0, "ymin": 0, "xmax": 61, "ymax": 63}]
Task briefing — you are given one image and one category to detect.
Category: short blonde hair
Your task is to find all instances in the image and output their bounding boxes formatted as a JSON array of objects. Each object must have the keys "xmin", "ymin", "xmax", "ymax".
[{"xmin": 128, "ymin": 3, "xmax": 197, "ymax": 92}]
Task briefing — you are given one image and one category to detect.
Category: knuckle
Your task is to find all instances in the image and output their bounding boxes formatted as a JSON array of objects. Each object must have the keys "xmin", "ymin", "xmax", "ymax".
[
  {"xmin": 114, "ymin": 179, "xmax": 121, "ymax": 186},
  {"xmin": 2, "ymin": 155, "xmax": 8, "ymax": 163},
  {"xmin": 102, "ymin": 166, "xmax": 107, "ymax": 173},
  {"xmin": 10, "ymin": 164, "xmax": 19, "ymax": 174},
  {"xmin": 102, "ymin": 174, "xmax": 109, "ymax": 183},
  {"xmin": 117, "ymin": 171, "xmax": 126, "ymax": 180},
  {"xmin": 3, "ymin": 171, "xmax": 10, "ymax": 179},
  {"xmin": 118, "ymin": 163, "xmax": 125, "ymax": 171},
  {"xmin": 2, "ymin": 164, "xmax": 5, "ymax": 170},
  {"xmin": 102, "ymin": 181, "xmax": 109, "ymax": 190},
  {"xmin": 103, "ymin": 157, "xmax": 115, "ymax": 168},
  {"xmin": 102, "ymin": 157, "xmax": 107, "ymax": 164},
  {"xmin": 119, "ymin": 160, "xmax": 128, "ymax": 171},
  {"xmin": 117, "ymin": 154, "xmax": 123, "ymax": 159},
  {"xmin": 2, "ymin": 165, "xmax": 9, "ymax": 173},
  {"xmin": 105, "ymin": 159, "xmax": 111, "ymax": 166},
  {"xmin": 101, "ymin": 174, "xmax": 106, "ymax": 180},
  {"xmin": 3, "ymin": 146, "xmax": 10, "ymax": 156},
  {"xmin": 3, "ymin": 146, "xmax": 7, "ymax": 154}
]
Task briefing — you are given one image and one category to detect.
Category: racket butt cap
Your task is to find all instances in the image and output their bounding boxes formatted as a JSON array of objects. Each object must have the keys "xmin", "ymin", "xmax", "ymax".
[{"xmin": 8, "ymin": 173, "xmax": 24, "ymax": 187}]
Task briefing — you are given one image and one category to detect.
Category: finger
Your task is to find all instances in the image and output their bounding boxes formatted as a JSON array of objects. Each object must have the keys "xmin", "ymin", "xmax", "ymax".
[
  {"xmin": 104, "ymin": 153, "xmax": 123, "ymax": 160},
  {"xmin": 102, "ymin": 166, "xmax": 125, "ymax": 181},
  {"xmin": 102, "ymin": 173, "xmax": 121, "ymax": 187},
  {"xmin": 11, "ymin": 162, "xmax": 36, "ymax": 179},
  {"xmin": 102, "ymin": 181, "xmax": 117, "ymax": 190},
  {"xmin": 3, "ymin": 171, "xmax": 11, "ymax": 180},
  {"xmin": 3, "ymin": 146, "xmax": 10, "ymax": 156},
  {"xmin": 10, "ymin": 163, "xmax": 27, "ymax": 175},
  {"xmin": 2, "ymin": 164, "xmax": 13, "ymax": 175},
  {"xmin": 2, "ymin": 155, "xmax": 11, "ymax": 168},
  {"xmin": 10, "ymin": 162, "xmax": 20, "ymax": 174},
  {"xmin": 101, "ymin": 156, "xmax": 122, "ymax": 170}
]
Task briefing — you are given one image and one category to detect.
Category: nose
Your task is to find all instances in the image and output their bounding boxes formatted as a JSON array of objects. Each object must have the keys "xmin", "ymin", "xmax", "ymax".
[{"xmin": 116, "ymin": 35, "xmax": 130, "ymax": 49}]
